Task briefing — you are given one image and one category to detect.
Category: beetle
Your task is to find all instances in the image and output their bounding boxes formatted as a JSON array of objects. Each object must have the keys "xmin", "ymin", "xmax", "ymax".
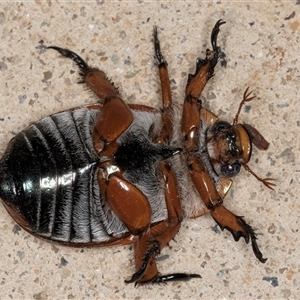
[{"xmin": 0, "ymin": 20, "xmax": 274, "ymax": 284}]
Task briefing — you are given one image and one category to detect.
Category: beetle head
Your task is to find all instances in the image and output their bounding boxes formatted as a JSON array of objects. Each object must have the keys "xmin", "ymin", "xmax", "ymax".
[
  {"xmin": 207, "ymin": 121, "xmax": 251, "ymax": 178},
  {"xmin": 206, "ymin": 88, "xmax": 275, "ymax": 190}
]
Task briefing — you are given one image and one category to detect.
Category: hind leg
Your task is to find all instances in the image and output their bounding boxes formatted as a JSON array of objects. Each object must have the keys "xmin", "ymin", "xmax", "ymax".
[
  {"xmin": 125, "ymin": 162, "xmax": 201, "ymax": 284},
  {"xmin": 48, "ymin": 46, "xmax": 119, "ymax": 99}
]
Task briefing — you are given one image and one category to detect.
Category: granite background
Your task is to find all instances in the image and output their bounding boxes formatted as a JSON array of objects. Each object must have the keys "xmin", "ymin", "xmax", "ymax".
[{"xmin": 0, "ymin": 1, "xmax": 299, "ymax": 299}]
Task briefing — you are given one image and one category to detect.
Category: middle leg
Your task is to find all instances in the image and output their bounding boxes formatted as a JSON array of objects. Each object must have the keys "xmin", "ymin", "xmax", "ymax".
[{"xmin": 153, "ymin": 27, "xmax": 174, "ymax": 145}]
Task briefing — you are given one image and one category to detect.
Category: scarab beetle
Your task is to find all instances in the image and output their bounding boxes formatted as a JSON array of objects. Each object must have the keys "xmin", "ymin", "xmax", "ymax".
[{"xmin": 0, "ymin": 20, "xmax": 275, "ymax": 284}]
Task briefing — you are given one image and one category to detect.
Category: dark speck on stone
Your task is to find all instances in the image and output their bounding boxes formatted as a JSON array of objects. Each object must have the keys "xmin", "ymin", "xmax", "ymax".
[
  {"xmin": 18, "ymin": 95, "xmax": 27, "ymax": 103},
  {"xmin": 157, "ymin": 254, "xmax": 169, "ymax": 261},
  {"xmin": 60, "ymin": 256, "xmax": 68, "ymax": 267},
  {"xmin": 219, "ymin": 51, "xmax": 227, "ymax": 68},
  {"xmin": 13, "ymin": 224, "xmax": 21, "ymax": 235},
  {"xmin": 284, "ymin": 11, "xmax": 295, "ymax": 20},
  {"xmin": 212, "ymin": 224, "xmax": 221, "ymax": 234},
  {"xmin": 43, "ymin": 71, "xmax": 52, "ymax": 81},
  {"xmin": 263, "ymin": 276, "xmax": 279, "ymax": 287},
  {"xmin": 244, "ymin": 105, "xmax": 251, "ymax": 113},
  {"xmin": 119, "ymin": 30, "xmax": 126, "ymax": 39},
  {"xmin": 0, "ymin": 61, "xmax": 8, "ymax": 71},
  {"xmin": 280, "ymin": 148, "xmax": 295, "ymax": 164}
]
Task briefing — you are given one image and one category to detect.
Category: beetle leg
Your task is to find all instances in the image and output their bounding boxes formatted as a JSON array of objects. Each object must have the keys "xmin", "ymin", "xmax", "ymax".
[
  {"xmin": 189, "ymin": 156, "xmax": 223, "ymax": 209},
  {"xmin": 154, "ymin": 273, "xmax": 201, "ymax": 283},
  {"xmin": 125, "ymin": 162, "xmax": 201, "ymax": 284},
  {"xmin": 185, "ymin": 19, "xmax": 225, "ymax": 99},
  {"xmin": 210, "ymin": 205, "xmax": 267, "ymax": 263},
  {"xmin": 104, "ymin": 173, "xmax": 152, "ymax": 236},
  {"xmin": 181, "ymin": 94, "xmax": 202, "ymax": 151},
  {"xmin": 153, "ymin": 27, "xmax": 173, "ymax": 144},
  {"xmin": 92, "ymin": 96, "xmax": 133, "ymax": 154},
  {"xmin": 127, "ymin": 236, "xmax": 201, "ymax": 285},
  {"xmin": 125, "ymin": 239, "xmax": 160, "ymax": 284},
  {"xmin": 97, "ymin": 160, "xmax": 152, "ymax": 237},
  {"xmin": 153, "ymin": 26, "xmax": 172, "ymax": 110},
  {"xmin": 188, "ymin": 156, "xmax": 267, "ymax": 262},
  {"xmin": 48, "ymin": 46, "xmax": 119, "ymax": 99}
]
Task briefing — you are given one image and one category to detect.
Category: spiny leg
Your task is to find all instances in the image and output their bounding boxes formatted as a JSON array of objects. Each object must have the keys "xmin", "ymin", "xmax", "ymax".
[
  {"xmin": 131, "ymin": 30, "xmax": 201, "ymax": 282},
  {"xmin": 186, "ymin": 151, "xmax": 267, "ymax": 262},
  {"xmin": 127, "ymin": 221, "xmax": 201, "ymax": 284},
  {"xmin": 153, "ymin": 27, "xmax": 174, "ymax": 144},
  {"xmin": 210, "ymin": 205, "xmax": 267, "ymax": 263},
  {"xmin": 181, "ymin": 21, "xmax": 267, "ymax": 265},
  {"xmin": 125, "ymin": 162, "xmax": 201, "ymax": 284},
  {"xmin": 185, "ymin": 19, "xmax": 225, "ymax": 99},
  {"xmin": 153, "ymin": 26, "xmax": 172, "ymax": 109},
  {"xmin": 182, "ymin": 20, "xmax": 225, "ymax": 146},
  {"xmin": 189, "ymin": 148, "xmax": 267, "ymax": 261},
  {"xmin": 48, "ymin": 46, "xmax": 119, "ymax": 99}
]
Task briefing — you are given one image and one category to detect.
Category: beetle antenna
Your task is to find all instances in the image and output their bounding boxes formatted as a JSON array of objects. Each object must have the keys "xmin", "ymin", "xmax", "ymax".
[
  {"xmin": 233, "ymin": 87, "xmax": 256, "ymax": 125},
  {"xmin": 242, "ymin": 164, "xmax": 276, "ymax": 190}
]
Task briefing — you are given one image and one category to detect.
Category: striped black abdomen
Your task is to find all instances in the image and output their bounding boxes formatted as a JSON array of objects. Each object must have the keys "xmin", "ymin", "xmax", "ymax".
[{"xmin": 0, "ymin": 108, "xmax": 127, "ymax": 243}]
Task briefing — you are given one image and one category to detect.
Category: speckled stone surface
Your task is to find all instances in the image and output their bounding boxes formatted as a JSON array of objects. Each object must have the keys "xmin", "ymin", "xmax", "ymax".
[{"xmin": 0, "ymin": 2, "xmax": 299, "ymax": 299}]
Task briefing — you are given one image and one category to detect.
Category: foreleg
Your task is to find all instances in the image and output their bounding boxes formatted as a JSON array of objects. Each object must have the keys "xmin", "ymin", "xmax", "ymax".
[
  {"xmin": 210, "ymin": 205, "xmax": 267, "ymax": 263},
  {"xmin": 185, "ymin": 19, "xmax": 225, "ymax": 99}
]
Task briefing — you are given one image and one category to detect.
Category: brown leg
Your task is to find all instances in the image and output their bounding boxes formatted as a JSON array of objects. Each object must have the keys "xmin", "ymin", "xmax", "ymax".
[
  {"xmin": 124, "ymin": 30, "xmax": 200, "ymax": 284},
  {"xmin": 211, "ymin": 205, "xmax": 267, "ymax": 263},
  {"xmin": 185, "ymin": 122, "xmax": 266, "ymax": 263},
  {"xmin": 153, "ymin": 27, "xmax": 174, "ymax": 145},
  {"xmin": 182, "ymin": 20, "xmax": 225, "ymax": 149},
  {"xmin": 185, "ymin": 19, "xmax": 225, "ymax": 99},
  {"xmin": 125, "ymin": 162, "xmax": 201, "ymax": 284},
  {"xmin": 47, "ymin": 46, "xmax": 119, "ymax": 99},
  {"xmin": 124, "ymin": 29, "xmax": 201, "ymax": 284},
  {"xmin": 104, "ymin": 174, "xmax": 152, "ymax": 236},
  {"xmin": 182, "ymin": 20, "xmax": 266, "ymax": 264},
  {"xmin": 153, "ymin": 26, "xmax": 172, "ymax": 110},
  {"xmin": 92, "ymin": 96, "xmax": 133, "ymax": 154}
]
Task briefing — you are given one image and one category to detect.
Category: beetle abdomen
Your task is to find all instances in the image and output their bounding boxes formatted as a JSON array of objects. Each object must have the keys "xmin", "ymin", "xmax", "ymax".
[{"xmin": 0, "ymin": 107, "xmax": 129, "ymax": 243}]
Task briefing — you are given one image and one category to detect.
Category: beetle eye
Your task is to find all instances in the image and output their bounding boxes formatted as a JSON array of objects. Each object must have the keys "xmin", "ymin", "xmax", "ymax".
[
  {"xmin": 213, "ymin": 121, "xmax": 231, "ymax": 133},
  {"xmin": 221, "ymin": 163, "xmax": 241, "ymax": 177}
]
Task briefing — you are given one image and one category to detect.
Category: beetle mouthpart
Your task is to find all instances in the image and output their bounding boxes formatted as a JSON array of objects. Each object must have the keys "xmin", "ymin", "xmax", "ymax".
[{"xmin": 242, "ymin": 163, "xmax": 276, "ymax": 190}]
